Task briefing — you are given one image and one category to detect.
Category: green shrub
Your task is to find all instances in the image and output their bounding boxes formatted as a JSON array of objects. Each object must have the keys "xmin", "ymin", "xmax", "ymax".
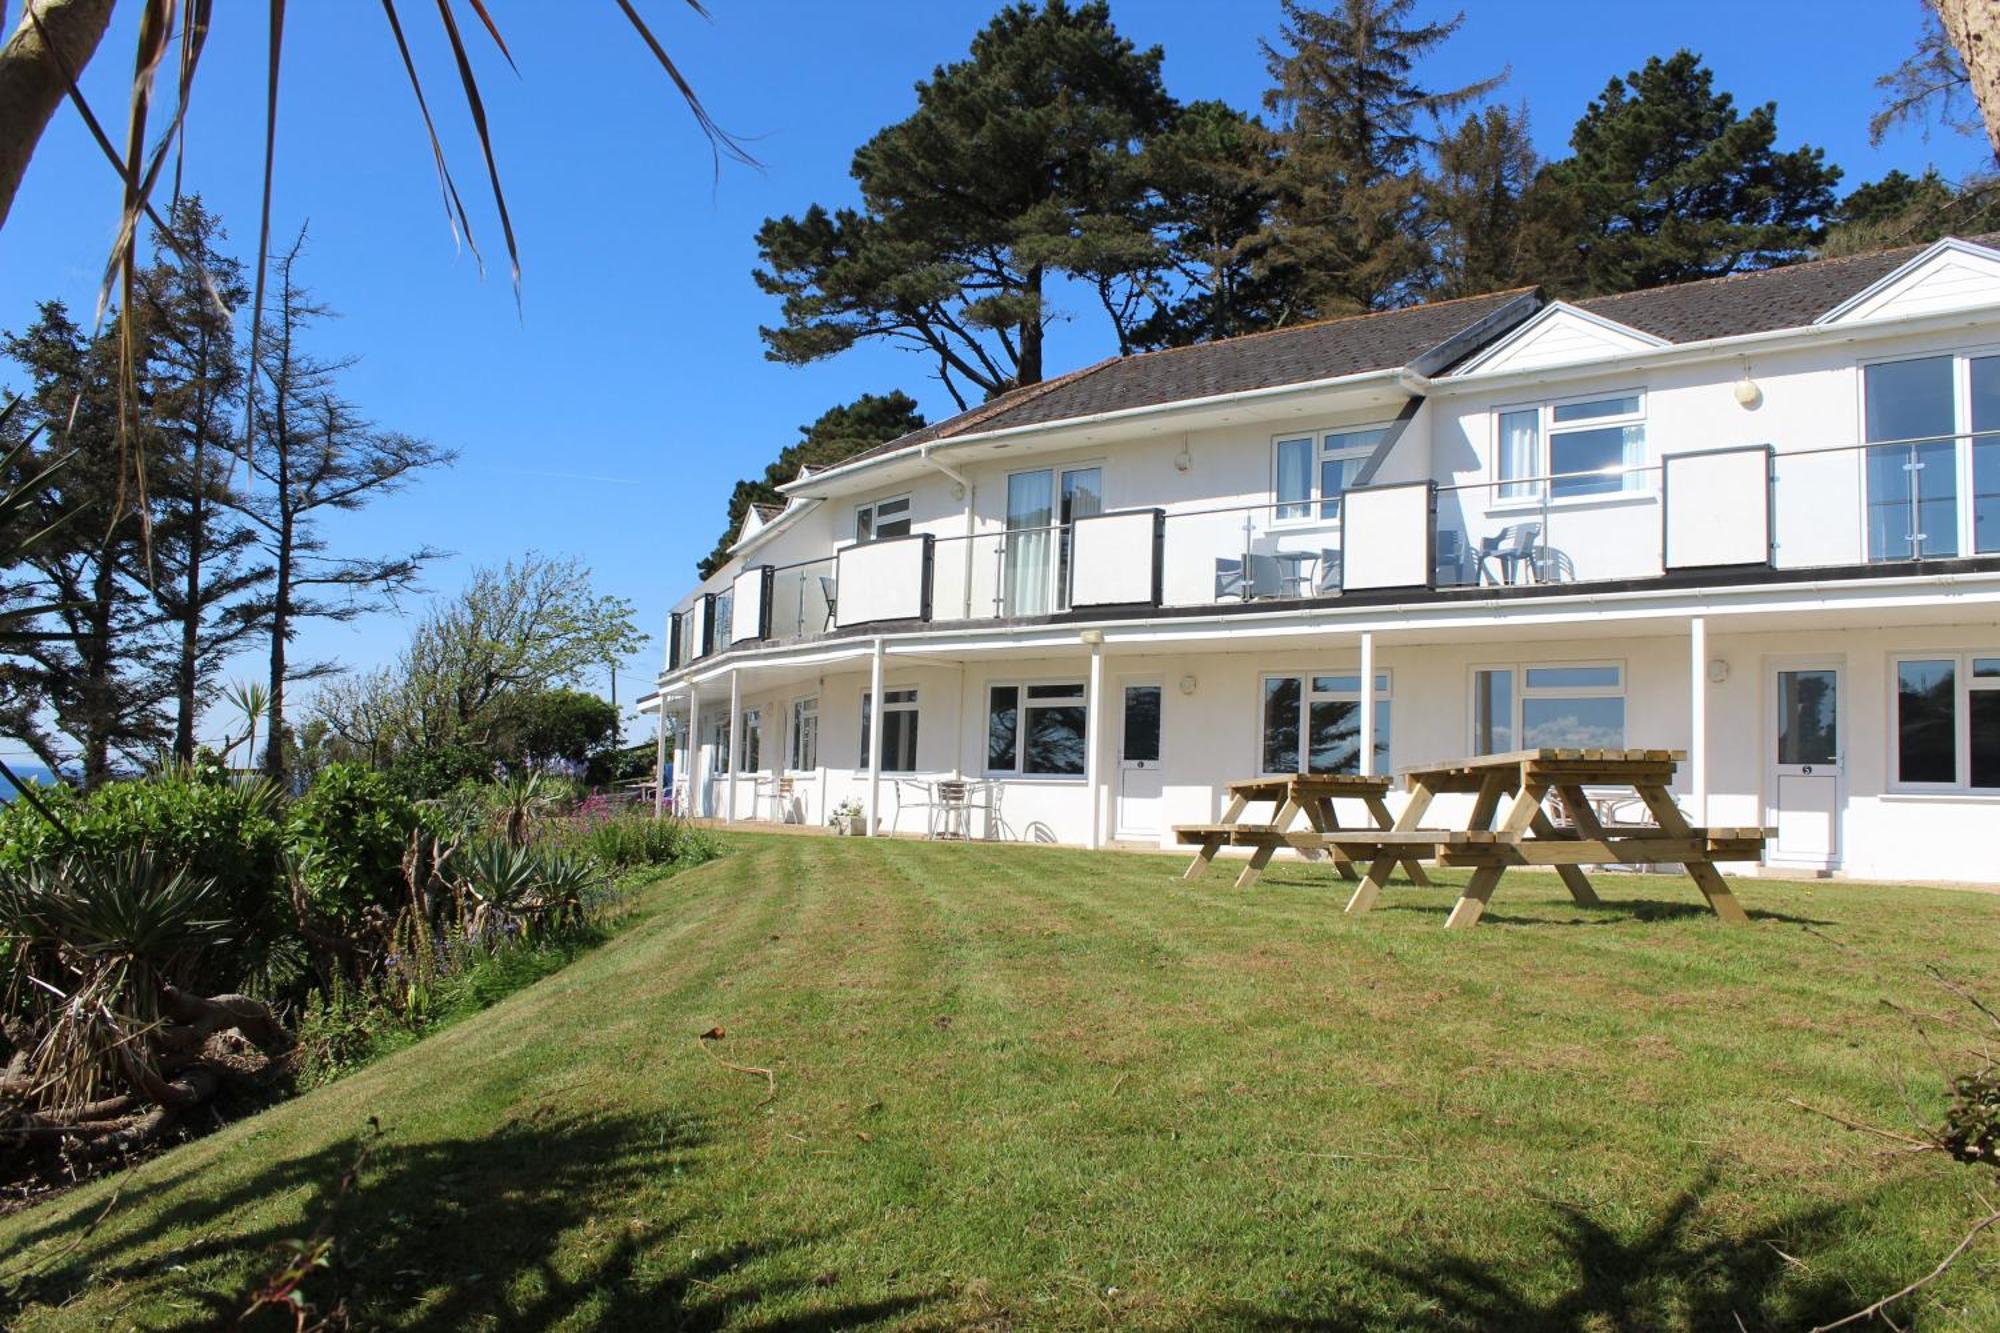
[
  {"xmin": 383, "ymin": 744, "xmax": 493, "ymax": 801},
  {"xmin": 0, "ymin": 772, "xmax": 287, "ymax": 993},
  {"xmin": 287, "ymin": 764, "xmax": 423, "ymax": 926},
  {"xmin": 556, "ymin": 809, "xmax": 717, "ymax": 872}
]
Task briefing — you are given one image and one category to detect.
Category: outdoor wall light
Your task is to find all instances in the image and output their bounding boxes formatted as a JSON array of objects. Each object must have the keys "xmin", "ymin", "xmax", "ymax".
[
  {"xmin": 1079, "ymin": 628, "xmax": 1105, "ymax": 646},
  {"xmin": 1178, "ymin": 673, "xmax": 1198, "ymax": 695},
  {"xmin": 1707, "ymin": 657, "xmax": 1731, "ymax": 684},
  {"xmin": 1733, "ymin": 370, "xmax": 1762, "ymax": 409},
  {"xmin": 1174, "ymin": 444, "xmax": 1192, "ymax": 472}
]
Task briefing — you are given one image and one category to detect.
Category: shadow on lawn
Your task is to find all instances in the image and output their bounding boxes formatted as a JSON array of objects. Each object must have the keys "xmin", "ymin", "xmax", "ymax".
[
  {"xmin": 5, "ymin": 1109, "xmax": 932, "ymax": 1331},
  {"xmin": 1218, "ymin": 1169, "xmax": 1888, "ymax": 1331}
]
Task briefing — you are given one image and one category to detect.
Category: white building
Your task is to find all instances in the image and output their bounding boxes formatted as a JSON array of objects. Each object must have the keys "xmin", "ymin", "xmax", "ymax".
[{"xmin": 650, "ymin": 235, "xmax": 2000, "ymax": 883}]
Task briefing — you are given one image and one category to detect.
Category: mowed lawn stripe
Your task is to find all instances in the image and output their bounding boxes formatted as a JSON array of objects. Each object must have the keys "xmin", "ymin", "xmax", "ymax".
[{"xmin": 2, "ymin": 833, "xmax": 1996, "ymax": 1330}]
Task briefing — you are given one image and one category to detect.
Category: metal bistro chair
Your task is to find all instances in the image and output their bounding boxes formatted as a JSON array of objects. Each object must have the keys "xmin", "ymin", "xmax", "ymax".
[
  {"xmin": 930, "ymin": 779, "xmax": 974, "ymax": 839},
  {"xmin": 1477, "ymin": 522, "xmax": 1543, "ymax": 586},
  {"xmin": 763, "ymin": 775, "xmax": 797, "ymax": 824},
  {"xmin": 819, "ymin": 575, "xmax": 838, "ymax": 631},
  {"xmin": 892, "ymin": 778, "xmax": 938, "ymax": 834}
]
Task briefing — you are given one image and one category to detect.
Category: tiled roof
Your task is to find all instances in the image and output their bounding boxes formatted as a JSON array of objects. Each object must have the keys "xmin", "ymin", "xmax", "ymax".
[
  {"xmin": 1574, "ymin": 233, "xmax": 2000, "ymax": 343},
  {"xmin": 751, "ymin": 503, "xmax": 785, "ymax": 523},
  {"xmin": 833, "ymin": 288, "xmax": 1537, "ymax": 469}
]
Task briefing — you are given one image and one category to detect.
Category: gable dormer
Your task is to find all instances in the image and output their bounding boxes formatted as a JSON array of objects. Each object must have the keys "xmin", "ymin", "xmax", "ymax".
[
  {"xmin": 1450, "ymin": 301, "xmax": 1666, "ymax": 375},
  {"xmin": 1817, "ymin": 238, "xmax": 2000, "ymax": 326}
]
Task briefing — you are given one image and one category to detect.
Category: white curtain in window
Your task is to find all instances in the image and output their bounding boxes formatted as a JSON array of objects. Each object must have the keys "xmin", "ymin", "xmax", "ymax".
[
  {"xmin": 1005, "ymin": 470, "xmax": 1054, "ymax": 616},
  {"xmin": 1498, "ymin": 410, "xmax": 1538, "ymax": 498}
]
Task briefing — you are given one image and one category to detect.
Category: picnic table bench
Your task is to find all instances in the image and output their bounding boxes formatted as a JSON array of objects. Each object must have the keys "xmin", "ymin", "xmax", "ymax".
[
  {"xmin": 1331, "ymin": 748, "xmax": 1766, "ymax": 929},
  {"xmin": 1174, "ymin": 774, "xmax": 1431, "ymax": 890}
]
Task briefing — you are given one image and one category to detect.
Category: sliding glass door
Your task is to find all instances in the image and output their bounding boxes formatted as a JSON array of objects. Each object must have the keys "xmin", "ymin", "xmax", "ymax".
[{"xmin": 1003, "ymin": 465, "xmax": 1101, "ymax": 615}]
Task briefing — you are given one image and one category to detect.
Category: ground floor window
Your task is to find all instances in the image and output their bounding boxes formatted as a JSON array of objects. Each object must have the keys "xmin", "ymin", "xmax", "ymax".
[
  {"xmin": 740, "ymin": 708, "xmax": 762, "ymax": 772},
  {"xmin": 1472, "ymin": 662, "xmax": 1624, "ymax": 753},
  {"xmin": 987, "ymin": 681, "xmax": 1088, "ymax": 776},
  {"xmin": 1260, "ymin": 672, "xmax": 1390, "ymax": 774},
  {"xmin": 1894, "ymin": 654, "xmax": 2000, "ymax": 789},
  {"xmin": 789, "ymin": 696, "xmax": 819, "ymax": 772},
  {"xmin": 860, "ymin": 687, "xmax": 919, "ymax": 772}
]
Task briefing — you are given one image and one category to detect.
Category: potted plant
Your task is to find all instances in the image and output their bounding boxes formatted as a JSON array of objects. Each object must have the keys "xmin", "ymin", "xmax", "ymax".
[{"xmin": 829, "ymin": 798, "xmax": 866, "ymax": 836}]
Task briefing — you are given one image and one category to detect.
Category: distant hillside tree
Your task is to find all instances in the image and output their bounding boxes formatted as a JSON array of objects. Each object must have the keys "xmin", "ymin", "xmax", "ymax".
[
  {"xmin": 698, "ymin": 392, "xmax": 926, "ymax": 579},
  {"xmin": 1825, "ymin": 167, "xmax": 2000, "ymax": 254},
  {"xmin": 1427, "ymin": 103, "xmax": 1576, "ymax": 298},
  {"xmin": 1542, "ymin": 50, "xmax": 1841, "ymax": 295}
]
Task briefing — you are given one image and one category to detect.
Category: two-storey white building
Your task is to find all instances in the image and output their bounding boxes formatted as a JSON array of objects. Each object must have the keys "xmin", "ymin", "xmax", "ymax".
[{"xmin": 649, "ymin": 234, "xmax": 2000, "ymax": 882}]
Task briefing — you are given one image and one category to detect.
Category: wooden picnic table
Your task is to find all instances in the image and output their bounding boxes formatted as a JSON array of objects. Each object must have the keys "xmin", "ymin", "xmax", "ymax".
[
  {"xmin": 1331, "ymin": 748, "xmax": 1765, "ymax": 929},
  {"xmin": 1174, "ymin": 774, "xmax": 1432, "ymax": 890}
]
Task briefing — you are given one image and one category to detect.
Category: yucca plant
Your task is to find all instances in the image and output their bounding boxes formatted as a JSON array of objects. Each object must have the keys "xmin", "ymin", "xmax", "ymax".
[
  {"xmin": 459, "ymin": 838, "xmax": 542, "ymax": 943},
  {"xmin": 221, "ymin": 678, "xmax": 270, "ymax": 773},
  {"xmin": 490, "ymin": 770, "xmax": 553, "ymax": 847}
]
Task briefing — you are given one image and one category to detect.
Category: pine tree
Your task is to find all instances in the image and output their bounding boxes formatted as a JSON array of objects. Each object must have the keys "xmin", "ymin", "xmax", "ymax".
[
  {"xmin": 1544, "ymin": 50, "xmax": 1841, "ymax": 294},
  {"xmin": 755, "ymin": 2, "xmax": 1176, "ymax": 405},
  {"xmin": 1428, "ymin": 103, "xmax": 1575, "ymax": 298},
  {"xmin": 1258, "ymin": 0, "xmax": 1502, "ymax": 314},
  {"xmin": 1824, "ymin": 167, "xmax": 2000, "ymax": 255}
]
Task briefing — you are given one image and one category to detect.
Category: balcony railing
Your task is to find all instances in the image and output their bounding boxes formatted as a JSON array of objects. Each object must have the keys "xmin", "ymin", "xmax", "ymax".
[{"xmin": 671, "ymin": 432, "xmax": 2000, "ymax": 661}]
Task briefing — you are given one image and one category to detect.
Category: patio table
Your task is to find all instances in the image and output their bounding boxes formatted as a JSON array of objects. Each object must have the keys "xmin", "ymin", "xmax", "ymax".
[
  {"xmin": 1331, "ymin": 748, "xmax": 1766, "ymax": 929},
  {"xmin": 1174, "ymin": 774, "xmax": 1432, "ymax": 890}
]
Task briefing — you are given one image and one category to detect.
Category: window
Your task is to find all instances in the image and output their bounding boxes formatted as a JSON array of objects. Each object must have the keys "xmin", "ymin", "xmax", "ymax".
[
  {"xmin": 740, "ymin": 708, "xmax": 762, "ymax": 772},
  {"xmin": 1893, "ymin": 653, "xmax": 2000, "ymax": 790},
  {"xmin": 860, "ymin": 687, "xmax": 919, "ymax": 773},
  {"xmin": 856, "ymin": 495, "xmax": 912, "ymax": 543},
  {"xmin": 789, "ymin": 696, "xmax": 818, "ymax": 773},
  {"xmin": 986, "ymin": 681, "xmax": 1088, "ymax": 777},
  {"xmin": 1495, "ymin": 393, "xmax": 1646, "ymax": 501},
  {"xmin": 1274, "ymin": 426, "xmax": 1388, "ymax": 521},
  {"xmin": 1863, "ymin": 353, "xmax": 2000, "ymax": 560},
  {"xmin": 712, "ymin": 589, "xmax": 734, "ymax": 648},
  {"xmin": 1260, "ymin": 672, "xmax": 1391, "ymax": 775},
  {"xmin": 1472, "ymin": 663, "xmax": 1624, "ymax": 753}
]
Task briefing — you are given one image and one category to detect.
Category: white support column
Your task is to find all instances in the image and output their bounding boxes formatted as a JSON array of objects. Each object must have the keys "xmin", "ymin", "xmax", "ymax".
[
  {"xmin": 1358, "ymin": 631, "xmax": 1377, "ymax": 777},
  {"xmin": 653, "ymin": 710, "xmax": 668, "ymax": 819},
  {"xmin": 1085, "ymin": 633, "xmax": 1105, "ymax": 849},
  {"xmin": 687, "ymin": 691, "xmax": 702, "ymax": 818},
  {"xmin": 726, "ymin": 669, "xmax": 741, "ymax": 825},
  {"xmin": 865, "ymin": 637, "xmax": 885, "ymax": 836},
  {"xmin": 1689, "ymin": 615, "xmax": 1708, "ymax": 823}
]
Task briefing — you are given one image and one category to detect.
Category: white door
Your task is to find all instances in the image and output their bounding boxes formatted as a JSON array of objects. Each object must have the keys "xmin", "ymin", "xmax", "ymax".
[
  {"xmin": 1116, "ymin": 681, "xmax": 1164, "ymax": 839},
  {"xmin": 1768, "ymin": 663, "xmax": 1842, "ymax": 868},
  {"xmin": 702, "ymin": 715, "xmax": 730, "ymax": 818}
]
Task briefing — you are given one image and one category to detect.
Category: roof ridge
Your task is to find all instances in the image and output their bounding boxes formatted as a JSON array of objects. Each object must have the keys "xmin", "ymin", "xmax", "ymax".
[{"xmin": 1103, "ymin": 286, "xmax": 1540, "ymax": 365}]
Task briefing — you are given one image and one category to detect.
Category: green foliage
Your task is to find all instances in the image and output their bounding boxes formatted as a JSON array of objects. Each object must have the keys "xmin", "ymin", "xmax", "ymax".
[
  {"xmin": 1543, "ymin": 49, "xmax": 1842, "ymax": 294},
  {"xmin": 696, "ymin": 391, "xmax": 926, "ymax": 578},
  {"xmin": 557, "ymin": 810, "xmax": 717, "ymax": 873},
  {"xmin": 1943, "ymin": 1066, "xmax": 1999, "ymax": 1168},
  {"xmin": 286, "ymin": 764, "xmax": 422, "ymax": 926},
  {"xmin": 0, "ymin": 771, "xmax": 286, "ymax": 992},
  {"xmin": 489, "ymin": 687, "xmax": 620, "ymax": 769},
  {"xmin": 1824, "ymin": 168, "xmax": 2000, "ymax": 256},
  {"xmin": 385, "ymin": 743, "xmax": 493, "ymax": 801},
  {"xmin": 755, "ymin": 0, "xmax": 1175, "ymax": 403}
]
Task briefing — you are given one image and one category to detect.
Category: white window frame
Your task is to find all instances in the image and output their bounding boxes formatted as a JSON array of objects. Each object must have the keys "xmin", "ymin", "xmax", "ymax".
[
  {"xmin": 739, "ymin": 706, "xmax": 763, "ymax": 774},
  {"xmin": 1271, "ymin": 424, "xmax": 1392, "ymax": 525},
  {"xmin": 1889, "ymin": 651, "xmax": 2000, "ymax": 792},
  {"xmin": 1469, "ymin": 661, "xmax": 1626, "ymax": 754},
  {"xmin": 1856, "ymin": 347, "xmax": 2000, "ymax": 561},
  {"xmin": 855, "ymin": 494, "xmax": 913, "ymax": 544},
  {"xmin": 1257, "ymin": 670, "xmax": 1393, "ymax": 775},
  {"xmin": 788, "ymin": 695, "xmax": 819, "ymax": 774},
  {"xmin": 984, "ymin": 678, "xmax": 1090, "ymax": 779},
  {"xmin": 859, "ymin": 686, "xmax": 920, "ymax": 773},
  {"xmin": 1491, "ymin": 390, "xmax": 1649, "ymax": 506}
]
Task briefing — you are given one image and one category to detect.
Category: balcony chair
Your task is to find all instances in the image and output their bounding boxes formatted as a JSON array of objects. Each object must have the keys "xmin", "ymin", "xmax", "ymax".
[
  {"xmin": 1214, "ymin": 556, "xmax": 1246, "ymax": 601},
  {"xmin": 1246, "ymin": 551, "xmax": 1289, "ymax": 599},
  {"xmin": 1435, "ymin": 529, "xmax": 1470, "ymax": 586},
  {"xmin": 1530, "ymin": 545, "xmax": 1577, "ymax": 584},
  {"xmin": 1315, "ymin": 549, "xmax": 1343, "ymax": 595},
  {"xmin": 819, "ymin": 575, "xmax": 838, "ymax": 631},
  {"xmin": 1476, "ymin": 523, "xmax": 1543, "ymax": 586}
]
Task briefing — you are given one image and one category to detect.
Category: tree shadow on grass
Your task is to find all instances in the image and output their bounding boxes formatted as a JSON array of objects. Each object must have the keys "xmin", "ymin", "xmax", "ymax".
[
  {"xmin": 1215, "ymin": 1169, "xmax": 1894, "ymax": 1331},
  {"xmin": 5, "ymin": 1108, "xmax": 934, "ymax": 1331}
]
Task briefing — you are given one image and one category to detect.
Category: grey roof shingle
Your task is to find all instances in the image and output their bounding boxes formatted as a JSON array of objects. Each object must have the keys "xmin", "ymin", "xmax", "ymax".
[
  {"xmin": 1573, "ymin": 233, "xmax": 2000, "ymax": 343},
  {"xmin": 832, "ymin": 288, "xmax": 1537, "ymax": 470}
]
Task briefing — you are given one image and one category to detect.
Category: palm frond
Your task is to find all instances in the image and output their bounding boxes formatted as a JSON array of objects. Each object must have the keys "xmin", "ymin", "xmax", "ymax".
[
  {"xmin": 379, "ymin": 0, "xmax": 482, "ymax": 270},
  {"xmin": 432, "ymin": 0, "xmax": 521, "ymax": 302},
  {"xmin": 238, "ymin": 0, "xmax": 287, "ymax": 495},
  {"xmin": 613, "ymin": 0, "xmax": 760, "ymax": 175}
]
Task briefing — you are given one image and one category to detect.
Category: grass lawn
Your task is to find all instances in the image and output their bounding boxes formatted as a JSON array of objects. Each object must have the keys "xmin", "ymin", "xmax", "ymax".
[{"xmin": 3, "ymin": 835, "xmax": 1998, "ymax": 1330}]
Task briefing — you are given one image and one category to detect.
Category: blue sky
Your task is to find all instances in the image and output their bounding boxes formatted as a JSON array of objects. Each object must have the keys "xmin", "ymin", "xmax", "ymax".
[{"xmin": 0, "ymin": 0, "xmax": 1987, "ymax": 758}]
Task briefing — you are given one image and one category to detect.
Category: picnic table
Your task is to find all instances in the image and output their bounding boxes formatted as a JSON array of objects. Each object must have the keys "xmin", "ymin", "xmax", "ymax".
[
  {"xmin": 1174, "ymin": 774, "xmax": 1432, "ymax": 890},
  {"xmin": 1331, "ymin": 748, "xmax": 1765, "ymax": 929}
]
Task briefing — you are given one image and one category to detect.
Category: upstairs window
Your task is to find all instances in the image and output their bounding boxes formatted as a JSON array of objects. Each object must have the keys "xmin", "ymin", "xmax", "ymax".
[
  {"xmin": 1862, "ymin": 353, "xmax": 2000, "ymax": 561},
  {"xmin": 860, "ymin": 687, "xmax": 919, "ymax": 773},
  {"xmin": 1274, "ymin": 426, "xmax": 1388, "ymax": 521},
  {"xmin": 1496, "ymin": 393, "xmax": 1646, "ymax": 501},
  {"xmin": 856, "ymin": 495, "xmax": 912, "ymax": 543}
]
